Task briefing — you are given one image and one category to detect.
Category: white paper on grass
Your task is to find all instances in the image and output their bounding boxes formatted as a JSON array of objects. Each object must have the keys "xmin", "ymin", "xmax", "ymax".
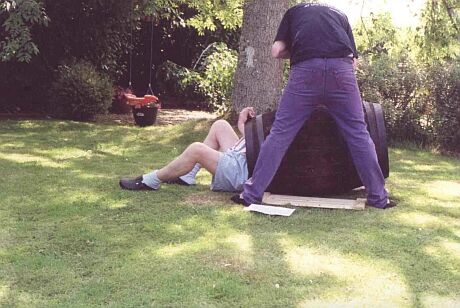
[{"xmin": 245, "ymin": 204, "xmax": 295, "ymax": 216}]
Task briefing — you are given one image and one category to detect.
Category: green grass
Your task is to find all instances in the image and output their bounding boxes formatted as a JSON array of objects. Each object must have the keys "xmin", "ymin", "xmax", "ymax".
[{"xmin": 0, "ymin": 119, "xmax": 459, "ymax": 307}]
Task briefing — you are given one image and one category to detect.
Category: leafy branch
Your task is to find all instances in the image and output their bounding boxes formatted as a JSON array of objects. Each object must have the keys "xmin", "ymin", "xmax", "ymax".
[{"xmin": 0, "ymin": 0, "xmax": 49, "ymax": 62}]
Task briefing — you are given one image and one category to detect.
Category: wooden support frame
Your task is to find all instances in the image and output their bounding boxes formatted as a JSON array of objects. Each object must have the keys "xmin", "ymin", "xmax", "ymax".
[{"xmin": 262, "ymin": 193, "xmax": 366, "ymax": 210}]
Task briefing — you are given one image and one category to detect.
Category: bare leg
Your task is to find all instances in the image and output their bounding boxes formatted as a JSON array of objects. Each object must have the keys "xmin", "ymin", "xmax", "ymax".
[
  {"xmin": 122, "ymin": 120, "xmax": 242, "ymax": 190},
  {"xmin": 157, "ymin": 142, "xmax": 221, "ymax": 181},
  {"xmin": 203, "ymin": 119, "xmax": 239, "ymax": 151},
  {"xmin": 157, "ymin": 119, "xmax": 239, "ymax": 182},
  {"xmin": 163, "ymin": 120, "xmax": 240, "ymax": 185}
]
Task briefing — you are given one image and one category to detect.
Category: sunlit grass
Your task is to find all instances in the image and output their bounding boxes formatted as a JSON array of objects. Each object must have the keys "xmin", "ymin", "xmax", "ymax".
[
  {"xmin": 281, "ymin": 239, "xmax": 411, "ymax": 306},
  {"xmin": 0, "ymin": 118, "xmax": 459, "ymax": 306},
  {"xmin": 425, "ymin": 180, "xmax": 460, "ymax": 200}
]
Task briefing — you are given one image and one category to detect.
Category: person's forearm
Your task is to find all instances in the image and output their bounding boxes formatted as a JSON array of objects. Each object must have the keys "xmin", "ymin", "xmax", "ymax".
[{"xmin": 238, "ymin": 119, "xmax": 245, "ymax": 136}]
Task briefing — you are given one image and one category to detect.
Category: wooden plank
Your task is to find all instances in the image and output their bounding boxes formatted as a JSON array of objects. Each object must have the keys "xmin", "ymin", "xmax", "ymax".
[{"xmin": 262, "ymin": 193, "xmax": 366, "ymax": 210}]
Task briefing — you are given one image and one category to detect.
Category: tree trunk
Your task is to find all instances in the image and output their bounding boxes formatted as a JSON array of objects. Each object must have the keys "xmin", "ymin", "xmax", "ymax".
[{"xmin": 231, "ymin": 0, "xmax": 290, "ymax": 114}]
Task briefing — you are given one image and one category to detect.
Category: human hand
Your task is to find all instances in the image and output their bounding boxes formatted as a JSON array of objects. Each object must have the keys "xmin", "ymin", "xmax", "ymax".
[
  {"xmin": 237, "ymin": 107, "xmax": 256, "ymax": 136},
  {"xmin": 239, "ymin": 107, "xmax": 256, "ymax": 121}
]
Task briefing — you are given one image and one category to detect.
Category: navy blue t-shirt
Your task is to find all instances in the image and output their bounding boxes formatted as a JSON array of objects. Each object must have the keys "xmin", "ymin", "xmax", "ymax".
[{"xmin": 275, "ymin": 3, "xmax": 358, "ymax": 65}]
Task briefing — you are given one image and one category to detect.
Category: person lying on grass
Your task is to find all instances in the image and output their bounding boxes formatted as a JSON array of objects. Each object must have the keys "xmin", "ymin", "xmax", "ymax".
[{"xmin": 119, "ymin": 107, "xmax": 255, "ymax": 192}]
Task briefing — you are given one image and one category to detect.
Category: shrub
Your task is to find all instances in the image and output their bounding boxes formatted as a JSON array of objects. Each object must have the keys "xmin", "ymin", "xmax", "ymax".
[
  {"xmin": 156, "ymin": 43, "xmax": 237, "ymax": 114},
  {"xmin": 110, "ymin": 86, "xmax": 132, "ymax": 114},
  {"xmin": 357, "ymin": 53, "xmax": 431, "ymax": 145},
  {"xmin": 49, "ymin": 60, "xmax": 113, "ymax": 121},
  {"xmin": 156, "ymin": 60, "xmax": 206, "ymax": 107},
  {"xmin": 426, "ymin": 61, "xmax": 460, "ymax": 152},
  {"xmin": 185, "ymin": 43, "xmax": 237, "ymax": 114}
]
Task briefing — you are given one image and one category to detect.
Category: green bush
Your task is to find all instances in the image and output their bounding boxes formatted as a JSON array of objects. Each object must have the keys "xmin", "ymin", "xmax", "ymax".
[
  {"xmin": 156, "ymin": 43, "xmax": 237, "ymax": 114},
  {"xmin": 357, "ymin": 53, "xmax": 459, "ymax": 153},
  {"xmin": 156, "ymin": 60, "xmax": 206, "ymax": 108},
  {"xmin": 426, "ymin": 61, "xmax": 460, "ymax": 152},
  {"xmin": 49, "ymin": 60, "xmax": 113, "ymax": 121},
  {"xmin": 357, "ymin": 53, "xmax": 431, "ymax": 145},
  {"xmin": 187, "ymin": 43, "xmax": 237, "ymax": 114}
]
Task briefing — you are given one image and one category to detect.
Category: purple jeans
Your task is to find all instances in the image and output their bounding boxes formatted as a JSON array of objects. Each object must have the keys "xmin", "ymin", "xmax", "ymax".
[{"xmin": 242, "ymin": 58, "xmax": 388, "ymax": 207}]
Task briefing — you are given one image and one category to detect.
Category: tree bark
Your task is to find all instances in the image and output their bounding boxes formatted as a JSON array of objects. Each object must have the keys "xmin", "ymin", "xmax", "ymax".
[{"xmin": 231, "ymin": 0, "xmax": 290, "ymax": 114}]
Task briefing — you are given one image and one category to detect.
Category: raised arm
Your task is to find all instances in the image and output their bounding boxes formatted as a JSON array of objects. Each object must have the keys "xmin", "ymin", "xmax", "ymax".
[{"xmin": 237, "ymin": 107, "xmax": 256, "ymax": 136}]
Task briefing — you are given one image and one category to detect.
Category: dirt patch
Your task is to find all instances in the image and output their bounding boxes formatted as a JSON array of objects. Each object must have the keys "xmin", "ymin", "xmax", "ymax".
[
  {"xmin": 183, "ymin": 192, "xmax": 234, "ymax": 206},
  {"xmin": 95, "ymin": 109, "xmax": 217, "ymax": 126},
  {"xmin": 0, "ymin": 109, "xmax": 216, "ymax": 126}
]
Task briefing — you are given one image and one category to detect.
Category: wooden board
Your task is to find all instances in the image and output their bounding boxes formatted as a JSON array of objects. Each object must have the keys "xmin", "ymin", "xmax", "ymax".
[{"xmin": 262, "ymin": 193, "xmax": 366, "ymax": 210}]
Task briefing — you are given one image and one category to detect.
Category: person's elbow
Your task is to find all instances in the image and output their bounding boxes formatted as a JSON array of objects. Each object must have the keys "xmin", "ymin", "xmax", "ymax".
[
  {"xmin": 271, "ymin": 41, "xmax": 288, "ymax": 58},
  {"xmin": 271, "ymin": 46, "xmax": 281, "ymax": 58}
]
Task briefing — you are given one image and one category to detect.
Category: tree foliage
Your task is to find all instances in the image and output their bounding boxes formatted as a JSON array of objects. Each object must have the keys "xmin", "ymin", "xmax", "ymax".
[
  {"xmin": 418, "ymin": 0, "xmax": 460, "ymax": 60},
  {"xmin": 190, "ymin": 43, "xmax": 237, "ymax": 113},
  {"xmin": 143, "ymin": 0, "xmax": 243, "ymax": 34},
  {"xmin": 37, "ymin": 0, "xmax": 132, "ymax": 78},
  {"xmin": 0, "ymin": 0, "xmax": 49, "ymax": 62},
  {"xmin": 1, "ymin": 0, "xmax": 243, "ymax": 63},
  {"xmin": 182, "ymin": 0, "xmax": 243, "ymax": 34},
  {"xmin": 354, "ymin": 13, "xmax": 399, "ymax": 60},
  {"xmin": 354, "ymin": 11, "xmax": 460, "ymax": 152}
]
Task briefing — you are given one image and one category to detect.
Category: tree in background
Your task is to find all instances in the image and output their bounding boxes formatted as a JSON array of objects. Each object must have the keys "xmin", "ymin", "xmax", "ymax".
[
  {"xmin": 354, "ymin": 8, "xmax": 459, "ymax": 152},
  {"xmin": 141, "ymin": 0, "xmax": 243, "ymax": 33},
  {"xmin": 0, "ymin": 0, "xmax": 243, "ymax": 64},
  {"xmin": 354, "ymin": 13, "xmax": 400, "ymax": 60},
  {"xmin": 231, "ymin": 0, "xmax": 290, "ymax": 114},
  {"xmin": 419, "ymin": 0, "xmax": 460, "ymax": 152},
  {"xmin": 180, "ymin": 0, "xmax": 243, "ymax": 34},
  {"xmin": 36, "ymin": 0, "xmax": 132, "ymax": 78},
  {"xmin": 418, "ymin": 0, "xmax": 459, "ymax": 61}
]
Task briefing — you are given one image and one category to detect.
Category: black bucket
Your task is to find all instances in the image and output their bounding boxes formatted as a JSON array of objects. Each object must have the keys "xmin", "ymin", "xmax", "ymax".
[{"xmin": 132, "ymin": 105, "xmax": 158, "ymax": 127}]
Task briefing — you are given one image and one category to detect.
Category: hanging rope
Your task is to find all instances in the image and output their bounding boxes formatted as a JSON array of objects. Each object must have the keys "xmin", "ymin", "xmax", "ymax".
[
  {"xmin": 128, "ymin": 0, "xmax": 134, "ymax": 90},
  {"xmin": 124, "ymin": 5, "xmax": 159, "ymax": 107},
  {"xmin": 147, "ymin": 17, "xmax": 155, "ymax": 95}
]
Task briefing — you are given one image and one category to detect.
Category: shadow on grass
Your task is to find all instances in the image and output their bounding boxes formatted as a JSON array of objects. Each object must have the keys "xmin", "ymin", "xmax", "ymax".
[{"xmin": 1, "ymin": 120, "xmax": 459, "ymax": 306}]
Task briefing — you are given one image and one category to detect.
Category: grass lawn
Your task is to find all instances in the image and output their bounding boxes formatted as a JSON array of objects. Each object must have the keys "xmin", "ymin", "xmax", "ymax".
[{"xmin": 0, "ymin": 118, "xmax": 459, "ymax": 307}]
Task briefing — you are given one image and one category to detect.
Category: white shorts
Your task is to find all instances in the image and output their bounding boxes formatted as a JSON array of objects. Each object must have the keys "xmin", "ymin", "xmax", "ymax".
[{"xmin": 211, "ymin": 150, "xmax": 248, "ymax": 192}]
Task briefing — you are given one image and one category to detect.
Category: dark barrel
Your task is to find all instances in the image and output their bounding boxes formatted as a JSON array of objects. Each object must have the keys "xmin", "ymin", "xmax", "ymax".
[{"xmin": 244, "ymin": 101, "xmax": 389, "ymax": 196}]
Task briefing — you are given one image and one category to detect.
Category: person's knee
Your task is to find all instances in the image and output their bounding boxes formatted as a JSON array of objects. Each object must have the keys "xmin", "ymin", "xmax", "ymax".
[
  {"xmin": 187, "ymin": 142, "xmax": 208, "ymax": 159},
  {"xmin": 211, "ymin": 119, "xmax": 232, "ymax": 131}
]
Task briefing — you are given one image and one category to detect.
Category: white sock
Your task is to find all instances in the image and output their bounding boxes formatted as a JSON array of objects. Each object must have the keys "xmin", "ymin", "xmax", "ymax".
[
  {"xmin": 179, "ymin": 164, "xmax": 201, "ymax": 185},
  {"xmin": 142, "ymin": 170, "xmax": 161, "ymax": 189}
]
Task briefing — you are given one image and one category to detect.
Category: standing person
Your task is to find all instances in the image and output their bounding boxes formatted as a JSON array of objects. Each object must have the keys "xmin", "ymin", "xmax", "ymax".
[
  {"xmin": 232, "ymin": 3, "xmax": 394, "ymax": 209},
  {"xmin": 119, "ymin": 107, "xmax": 255, "ymax": 193}
]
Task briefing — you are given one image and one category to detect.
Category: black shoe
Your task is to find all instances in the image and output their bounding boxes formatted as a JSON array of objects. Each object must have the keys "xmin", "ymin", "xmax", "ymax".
[
  {"xmin": 385, "ymin": 200, "xmax": 397, "ymax": 209},
  {"xmin": 366, "ymin": 199, "xmax": 397, "ymax": 209},
  {"xmin": 231, "ymin": 194, "xmax": 251, "ymax": 207},
  {"xmin": 165, "ymin": 178, "xmax": 192, "ymax": 186},
  {"xmin": 119, "ymin": 176, "xmax": 155, "ymax": 191}
]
